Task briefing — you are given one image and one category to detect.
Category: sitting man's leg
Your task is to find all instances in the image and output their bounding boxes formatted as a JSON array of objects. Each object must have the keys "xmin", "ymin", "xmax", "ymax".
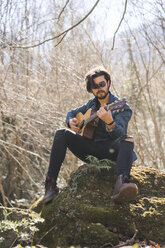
[
  {"xmin": 43, "ymin": 129, "xmax": 68, "ymax": 203},
  {"xmin": 111, "ymin": 137, "xmax": 138, "ymax": 203},
  {"xmin": 43, "ymin": 128, "xmax": 99, "ymax": 203}
]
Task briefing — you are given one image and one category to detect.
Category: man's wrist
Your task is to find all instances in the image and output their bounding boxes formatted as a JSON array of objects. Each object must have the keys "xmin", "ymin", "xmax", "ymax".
[
  {"xmin": 106, "ymin": 120, "xmax": 115, "ymax": 126},
  {"xmin": 106, "ymin": 120, "xmax": 116, "ymax": 131}
]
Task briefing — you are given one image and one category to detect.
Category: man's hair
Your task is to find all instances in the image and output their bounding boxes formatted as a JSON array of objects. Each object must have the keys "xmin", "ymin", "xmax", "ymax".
[{"xmin": 84, "ymin": 66, "xmax": 111, "ymax": 93}]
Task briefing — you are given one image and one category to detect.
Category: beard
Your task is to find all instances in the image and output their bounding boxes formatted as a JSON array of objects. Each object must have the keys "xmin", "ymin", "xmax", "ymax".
[{"xmin": 96, "ymin": 90, "xmax": 109, "ymax": 99}]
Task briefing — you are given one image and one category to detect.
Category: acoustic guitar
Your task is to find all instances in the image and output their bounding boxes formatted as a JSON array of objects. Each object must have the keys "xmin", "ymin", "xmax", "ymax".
[{"xmin": 75, "ymin": 98, "xmax": 126, "ymax": 139}]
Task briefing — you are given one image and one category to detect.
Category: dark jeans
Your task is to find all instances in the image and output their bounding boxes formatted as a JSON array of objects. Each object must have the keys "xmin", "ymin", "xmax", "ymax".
[{"xmin": 47, "ymin": 128, "xmax": 134, "ymax": 182}]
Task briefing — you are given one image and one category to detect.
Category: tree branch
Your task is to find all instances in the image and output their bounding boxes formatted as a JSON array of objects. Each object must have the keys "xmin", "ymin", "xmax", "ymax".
[
  {"xmin": 13, "ymin": 0, "xmax": 100, "ymax": 49},
  {"xmin": 54, "ymin": 32, "xmax": 68, "ymax": 47},
  {"xmin": 57, "ymin": 0, "xmax": 70, "ymax": 21},
  {"xmin": 111, "ymin": 0, "xmax": 128, "ymax": 50}
]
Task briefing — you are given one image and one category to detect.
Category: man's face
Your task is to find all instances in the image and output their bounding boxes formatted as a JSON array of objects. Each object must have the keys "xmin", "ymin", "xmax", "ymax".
[{"xmin": 91, "ymin": 75, "xmax": 110, "ymax": 99}]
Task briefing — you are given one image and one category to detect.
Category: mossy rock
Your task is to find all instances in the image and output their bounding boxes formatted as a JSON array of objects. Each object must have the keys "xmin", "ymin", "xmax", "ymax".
[{"xmin": 33, "ymin": 160, "xmax": 165, "ymax": 248}]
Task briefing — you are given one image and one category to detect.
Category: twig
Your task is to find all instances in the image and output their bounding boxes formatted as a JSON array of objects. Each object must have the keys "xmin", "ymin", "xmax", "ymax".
[
  {"xmin": 38, "ymin": 224, "xmax": 57, "ymax": 244},
  {"xmin": 100, "ymin": 223, "xmax": 138, "ymax": 248},
  {"xmin": 9, "ymin": 236, "xmax": 18, "ymax": 248},
  {"xmin": 2, "ymin": 144, "xmax": 41, "ymax": 190},
  {"xmin": 99, "ymin": 242, "xmax": 113, "ymax": 248},
  {"xmin": 0, "ymin": 139, "xmax": 46, "ymax": 160},
  {"xmin": 113, "ymin": 223, "xmax": 138, "ymax": 248},
  {"xmin": 111, "ymin": 0, "xmax": 128, "ymax": 50},
  {"xmin": 57, "ymin": 0, "xmax": 70, "ymax": 21},
  {"xmin": 13, "ymin": 0, "xmax": 100, "ymax": 49},
  {"xmin": 0, "ymin": 172, "xmax": 7, "ymax": 207},
  {"xmin": 54, "ymin": 32, "xmax": 68, "ymax": 47}
]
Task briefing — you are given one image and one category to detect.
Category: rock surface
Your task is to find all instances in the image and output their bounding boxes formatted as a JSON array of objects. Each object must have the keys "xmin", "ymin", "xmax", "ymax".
[{"xmin": 33, "ymin": 159, "xmax": 165, "ymax": 248}]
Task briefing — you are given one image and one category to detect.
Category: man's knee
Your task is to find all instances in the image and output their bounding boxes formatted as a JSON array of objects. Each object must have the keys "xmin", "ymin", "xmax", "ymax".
[
  {"xmin": 124, "ymin": 137, "xmax": 134, "ymax": 143},
  {"xmin": 54, "ymin": 128, "xmax": 75, "ymax": 146},
  {"xmin": 54, "ymin": 129, "xmax": 67, "ymax": 142},
  {"xmin": 55, "ymin": 128, "xmax": 66, "ymax": 137}
]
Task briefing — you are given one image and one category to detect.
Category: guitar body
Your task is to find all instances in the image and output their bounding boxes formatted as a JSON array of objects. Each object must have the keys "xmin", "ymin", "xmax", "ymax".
[
  {"xmin": 74, "ymin": 98, "xmax": 126, "ymax": 140},
  {"xmin": 76, "ymin": 109, "xmax": 99, "ymax": 139}
]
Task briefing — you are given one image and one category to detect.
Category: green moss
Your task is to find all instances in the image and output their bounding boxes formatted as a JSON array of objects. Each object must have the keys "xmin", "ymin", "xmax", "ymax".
[
  {"xmin": 129, "ymin": 197, "xmax": 165, "ymax": 242},
  {"xmin": 76, "ymin": 204, "xmax": 136, "ymax": 236},
  {"xmin": 74, "ymin": 223, "xmax": 118, "ymax": 247}
]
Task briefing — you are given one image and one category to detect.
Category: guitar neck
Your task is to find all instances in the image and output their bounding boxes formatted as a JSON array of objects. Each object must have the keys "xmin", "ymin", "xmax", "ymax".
[
  {"xmin": 83, "ymin": 98, "xmax": 126, "ymax": 126},
  {"xmin": 84, "ymin": 104, "xmax": 112, "ymax": 125}
]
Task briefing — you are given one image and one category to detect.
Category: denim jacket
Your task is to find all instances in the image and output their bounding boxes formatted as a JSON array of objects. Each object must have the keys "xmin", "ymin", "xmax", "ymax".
[{"xmin": 66, "ymin": 92, "xmax": 137, "ymax": 162}]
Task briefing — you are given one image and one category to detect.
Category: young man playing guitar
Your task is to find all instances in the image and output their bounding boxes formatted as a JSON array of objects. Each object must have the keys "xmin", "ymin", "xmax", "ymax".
[{"xmin": 43, "ymin": 67, "xmax": 138, "ymax": 204}]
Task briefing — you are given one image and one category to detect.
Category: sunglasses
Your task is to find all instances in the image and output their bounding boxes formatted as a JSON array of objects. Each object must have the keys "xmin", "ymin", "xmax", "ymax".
[{"xmin": 91, "ymin": 81, "xmax": 106, "ymax": 89}]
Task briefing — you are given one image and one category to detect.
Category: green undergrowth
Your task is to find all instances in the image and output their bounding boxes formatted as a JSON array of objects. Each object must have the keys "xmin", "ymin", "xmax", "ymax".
[{"xmin": 0, "ymin": 206, "xmax": 44, "ymax": 248}]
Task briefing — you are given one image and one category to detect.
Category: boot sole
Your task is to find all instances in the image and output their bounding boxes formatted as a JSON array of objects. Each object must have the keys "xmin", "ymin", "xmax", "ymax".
[
  {"xmin": 43, "ymin": 191, "xmax": 59, "ymax": 204},
  {"xmin": 112, "ymin": 184, "xmax": 138, "ymax": 203}
]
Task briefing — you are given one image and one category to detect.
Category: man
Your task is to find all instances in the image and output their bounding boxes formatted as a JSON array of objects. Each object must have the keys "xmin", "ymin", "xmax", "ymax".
[{"xmin": 43, "ymin": 67, "xmax": 138, "ymax": 204}]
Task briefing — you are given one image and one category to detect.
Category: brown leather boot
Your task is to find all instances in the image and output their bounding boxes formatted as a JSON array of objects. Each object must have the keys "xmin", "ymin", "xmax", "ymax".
[
  {"xmin": 111, "ymin": 175, "xmax": 138, "ymax": 203},
  {"xmin": 43, "ymin": 176, "xmax": 59, "ymax": 204}
]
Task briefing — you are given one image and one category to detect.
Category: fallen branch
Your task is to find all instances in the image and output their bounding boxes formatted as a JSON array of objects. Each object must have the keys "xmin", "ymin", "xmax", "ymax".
[
  {"xmin": 100, "ymin": 223, "xmax": 138, "ymax": 248},
  {"xmin": 114, "ymin": 223, "xmax": 138, "ymax": 248}
]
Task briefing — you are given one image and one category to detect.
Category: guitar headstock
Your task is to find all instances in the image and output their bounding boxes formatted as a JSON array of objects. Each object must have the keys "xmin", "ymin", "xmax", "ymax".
[{"xmin": 107, "ymin": 98, "xmax": 126, "ymax": 112}]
